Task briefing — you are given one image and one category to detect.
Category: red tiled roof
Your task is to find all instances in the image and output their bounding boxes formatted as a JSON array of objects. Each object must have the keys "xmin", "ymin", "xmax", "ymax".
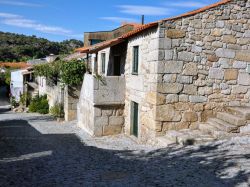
[
  {"xmin": 0, "ymin": 62, "xmax": 30, "ymax": 69},
  {"xmin": 76, "ymin": 0, "xmax": 232, "ymax": 53}
]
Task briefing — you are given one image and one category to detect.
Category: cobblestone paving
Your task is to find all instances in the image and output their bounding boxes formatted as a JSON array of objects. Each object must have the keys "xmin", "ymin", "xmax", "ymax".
[{"xmin": 0, "ymin": 110, "xmax": 250, "ymax": 187}]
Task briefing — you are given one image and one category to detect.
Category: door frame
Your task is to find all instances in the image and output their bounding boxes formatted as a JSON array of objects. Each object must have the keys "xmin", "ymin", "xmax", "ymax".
[{"xmin": 130, "ymin": 101, "xmax": 139, "ymax": 137}]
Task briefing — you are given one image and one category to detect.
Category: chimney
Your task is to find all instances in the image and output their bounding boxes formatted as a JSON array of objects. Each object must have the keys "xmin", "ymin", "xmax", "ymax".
[{"xmin": 141, "ymin": 15, "xmax": 144, "ymax": 25}]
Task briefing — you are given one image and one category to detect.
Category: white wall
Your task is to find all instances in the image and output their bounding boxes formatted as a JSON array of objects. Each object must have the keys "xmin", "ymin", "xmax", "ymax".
[{"xmin": 10, "ymin": 70, "xmax": 26, "ymax": 101}]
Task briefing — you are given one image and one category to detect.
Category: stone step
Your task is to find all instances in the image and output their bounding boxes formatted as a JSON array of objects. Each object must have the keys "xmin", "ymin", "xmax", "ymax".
[
  {"xmin": 156, "ymin": 136, "xmax": 176, "ymax": 147},
  {"xmin": 226, "ymin": 107, "xmax": 250, "ymax": 120},
  {"xmin": 217, "ymin": 112, "xmax": 246, "ymax": 127},
  {"xmin": 207, "ymin": 118, "xmax": 239, "ymax": 133},
  {"xmin": 165, "ymin": 129, "xmax": 215, "ymax": 146},
  {"xmin": 212, "ymin": 130, "xmax": 230, "ymax": 139},
  {"xmin": 199, "ymin": 123, "xmax": 221, "ymax": 134}
]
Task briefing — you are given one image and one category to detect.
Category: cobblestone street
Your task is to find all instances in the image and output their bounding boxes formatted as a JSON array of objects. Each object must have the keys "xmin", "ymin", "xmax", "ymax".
[{"xmin": 0, "ymin": 110, "xmax": 249, "ymax": 187}]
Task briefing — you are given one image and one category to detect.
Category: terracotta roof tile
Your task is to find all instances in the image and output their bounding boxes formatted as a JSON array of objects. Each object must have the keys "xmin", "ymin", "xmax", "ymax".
[{"xmin": 0, "ymin": 62, "xmax": 30, "ymax": 69}]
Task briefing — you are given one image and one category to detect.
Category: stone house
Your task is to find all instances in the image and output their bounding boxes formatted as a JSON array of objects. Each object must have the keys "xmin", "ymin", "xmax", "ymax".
[{"xmin": 77, "ymin": 0, "xmax": 250, "ymax": 144}]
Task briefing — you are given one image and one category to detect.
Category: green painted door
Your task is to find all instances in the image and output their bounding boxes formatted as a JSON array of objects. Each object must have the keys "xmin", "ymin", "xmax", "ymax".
[{"xmin": 131, "ymin": 101, "xmax": 138, "ymax": 137}]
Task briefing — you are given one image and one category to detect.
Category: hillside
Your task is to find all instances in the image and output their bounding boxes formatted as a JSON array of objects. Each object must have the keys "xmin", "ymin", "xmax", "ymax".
[{"xmin": 0, "ymin": 31, "xmax": 83, "ymax": 62}]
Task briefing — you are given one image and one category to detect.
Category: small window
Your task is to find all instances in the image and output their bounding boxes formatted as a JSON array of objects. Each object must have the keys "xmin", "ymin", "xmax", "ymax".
[
  {"xmin": 131, "ymin": 101, "xmax": 139, "ymax": 137},
  {"xmin": 101, "ymin": 53, "xmax": 106, "ymax": 73},
  {"xmin": 132, "ymin": 46, "xmax": 139, "ymax": 74}
]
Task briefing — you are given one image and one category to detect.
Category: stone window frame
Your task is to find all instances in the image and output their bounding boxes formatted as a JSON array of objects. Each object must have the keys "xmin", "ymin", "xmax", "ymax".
[{"xmin": 132, "ymin": 46, "xmax": 139, "ymax": 75}]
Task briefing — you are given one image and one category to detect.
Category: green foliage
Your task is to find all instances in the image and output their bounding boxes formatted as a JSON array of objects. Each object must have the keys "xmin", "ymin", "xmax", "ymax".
[
  {"xmin": 50, "ymin": 103, "xmax": 64, "ymax": 118},
  {"xmin": 10, "ymin": 96, "xmax": 18, "ymax": 108},
  {"xmin": 29, "ymin": 95, "xmax": 49, "ymax": 114},
  {"xmin": 4, "ymin": 69, "xmax": 11, "ymax": 86},
  {"xmin": 0, "ymin": 31, "xmax": 83, "ymax": 62},
  {"xmin": 20, "ymin": 93, "xmax": 31, "ymax": 106},
  {"xmin": 34, "ymin": 60, "xmax": 86, "ymax": 86},
  {"xmin": 60, "ymin": 60, "xmax": 86, "ymax": 86}
]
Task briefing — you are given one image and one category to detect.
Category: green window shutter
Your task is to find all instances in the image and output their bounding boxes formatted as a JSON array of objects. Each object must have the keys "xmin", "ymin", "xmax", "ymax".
[
  {"xmin": 132, "ymin": 46, "xmax": 139, "ymax": 74},
  {"xmin": 101, "ymin": 53, "xmax": 105, "ymax": 73},
  {"xmin": 131, "ymin": 101, "xmax": 138, "ymax": 137}
]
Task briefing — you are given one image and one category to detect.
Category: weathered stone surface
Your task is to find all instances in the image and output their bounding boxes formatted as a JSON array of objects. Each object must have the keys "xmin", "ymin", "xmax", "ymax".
[
  {"xmin": 177, "ymin": 75, "xmax": 193, "ymax": 84},
  {"xmin": 194, "ymin": 104, "xmax": 204, "ymax": 112},
  {"xmin": 157, "ymin": 83, "xmax": 183, "ymax": 94},
  {"xmin": 166, "ymin": 94, "xmax": 179, "ymax": 104},
  {"xmin": 224, "ymin": 69, "xmax": 238, "ymax": 80},
  {"xmin": 222, "ymin": 35, "xmax": 236, "ymax": 44},
  {"xmin": 158, "ymin": 61, "xmax": 183, "ymax": 73},
  {"xmin": 178, "ymin": 52, "xmax": 195, "ymax": 62},
  {"xmin": 154, "ymin": 105, "xmax": 181, "ymax": 122},
  {"xmin": 215, "ymin": 48, "xmax": 235, "ymax": 58},
  {"xmin": 207, "ymin": 55, "xmax": 219, "ymax": 62},
  {"xmin": 198, "ymin": 87, "xmax": 213, "ymax": 95},
  {"xmin": 233, "ymin": 61, "xmax": 247, "ymax": 69},
  {"xmin": 109, "ymin": 116, "xmax": 124, "ymax": 126},
  {"xmin": 179, "ymin": 95, "xmax": 189, "ymax": 102},
  {"xmin": 189, "ymin": 96, "xmax": 207, "ymax": 103},
  {"xmin": 232, "ymin": 85, "xmax": 249, "ymax": 94},
  {"xmin": 166, "ymin": 29, "xmax": 186, "ymax": 39},
  {"xmin": 163, "ymin": 74, "xmax": 177, "ymax": 83},
  {"xmin": 183, "ymin": 62, "xmax": 198, "ymax": 76},
  {"xmin": 218, "ymin": 58, "xmax": 230, "ymax": 68},
  {"xmin": 103, "ymin": 125, "xmax": 122, "ymax": 136},
  {"xmin": 145, "ymin": 92, "xmax": 166, "ymax": 105},
  {"xmin": 211, "ymin": 28, "xmax": 222, "ymax": 36},
  {"xmin": 208, "ymin": 68, "xmax": 224, "ymax": 79},
  {"xmin": 183, "ymin": 112, "xmax": 198, "ymax": 122},
  {"xmin": 174, "ymin": 102, "xmax": 190, "ymax": 111},
  {"xmin": 238, "ymin": 72, "xmax": 250, "ymax": 86},
  {"xmin": 235, "ymin": 52, "xmax": 250, "ymax": 62},
  {"xmin": 183, "ymin": 85, "xmax": 197, "ymax": 95}
]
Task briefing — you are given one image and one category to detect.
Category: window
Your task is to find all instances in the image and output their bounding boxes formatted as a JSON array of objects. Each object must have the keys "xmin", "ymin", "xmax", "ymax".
[
  {"xmin": 132, "ymin": 46, "xmax": 139, "ymax": 74},
  {"xmin": 131, "ymin": 101, "xmax": 139, "ymax": 137},
  {"xmin": 101, "ymin": 53, "xmax": 106, "ymax": 73}
]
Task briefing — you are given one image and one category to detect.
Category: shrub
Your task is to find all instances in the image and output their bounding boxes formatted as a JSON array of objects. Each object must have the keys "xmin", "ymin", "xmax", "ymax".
[
  {"xmin": 19, "ymin": 93, "xmax": 31, "ymax": 106},
  {"xmin": 29, "ymin": 95, "xmax": 49, "ymax": 114},
  {"xmin": 10, "ymin": 96, "xmax": 18, "ymax": 108},
  {"xmin": 50, "ymin": 103, "xmax": 64, "ymax": 118}
]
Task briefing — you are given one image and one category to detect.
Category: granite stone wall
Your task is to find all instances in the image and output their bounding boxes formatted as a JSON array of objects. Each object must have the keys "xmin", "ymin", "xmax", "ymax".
[
  {"xmin": 155, "ymin": 0, "xmax": 250, "ymax": 135},
  {"xmin": 125, "ymin": 0, "xmax": 250, "ymax": 143}
]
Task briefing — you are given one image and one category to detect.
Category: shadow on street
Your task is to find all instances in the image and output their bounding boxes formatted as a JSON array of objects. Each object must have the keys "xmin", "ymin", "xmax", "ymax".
[{"xmin": 0, "ymin": 118, "xmax": 249, "ymax": 186}]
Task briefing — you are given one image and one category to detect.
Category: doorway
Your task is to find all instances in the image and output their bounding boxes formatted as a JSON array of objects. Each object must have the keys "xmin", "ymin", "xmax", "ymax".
[{"xmin": 113, "ymin": 55, "xmax": 121, "ymax": 76}]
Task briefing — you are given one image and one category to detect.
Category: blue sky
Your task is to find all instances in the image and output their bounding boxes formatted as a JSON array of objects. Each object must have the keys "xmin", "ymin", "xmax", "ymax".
[{"xmin": 0, "ymin": 0, "xmax": 219, "ymax": 41}]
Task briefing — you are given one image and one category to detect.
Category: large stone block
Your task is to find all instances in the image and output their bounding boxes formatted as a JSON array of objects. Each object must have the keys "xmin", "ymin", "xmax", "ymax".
[
  {"xmin": 158, "ymin": 61, "xmax": 184, "ymax": 73},
  {"xmin": 178, "ymin": 52, "xmax": 195, "ymax": 62},
  {"xmin": 166, "ymin": 94, "xmax": 178, "ymax": 104},
  {"xmin": 103, "ymin": 125, "xmax": 122, "ymax": 136},
  {"xmin": 238, "ymin": 72, "xmax": 250, "ymax": 86},
  {"xmin": 208, "ymin": 68, "xmax": 224, "ymax": 79},
  {"xmin": 109, "ymin": 116, "xmax": 124, "ymax": 126},
  {"xmin": 233, "ymin": 61, "xmax": 247, "ymax": 69},
  {"xmin": 215, "ymin": 48, "xmax": 235, "ymax": 59},
  {"xmin": 224, "ymin": 69, "xmax": 238, "ymax": 80},
  {"xmin": 163, "ymin": 74, "xmax": 176, "ymax": 83},
  {"xmin": 189, "ymin": 96, "xmax": 207, "ymax": 103},
  {"xmin": 157, "ymin": 83, "xmax": 183, "ymax": 94},
  {"xmin": 182, "ymin": 112, "xmax": 198, "ymax": 122},
  {"xmin": 232, "ymin": 85, "xmax": 249, "ymax": 94},
  {"xmin": 177, "ymin": 75, "xmax": 193, "ymax": 84},
  {"xmin": 183, "ymin": 62, "xmax": 198, "ymax": 76},
  {"xmin": 154, "ymin": 105, "xmax": 181, "ymax": 122},
  {"xmin": 222, "ymin": 35, "xmax": 236, "ymax": 44},
  {"xmin": 166, "ymin": 29, "xmax": 186, "ymax": 39},
  {"xmin": 145, "ymin": 92, "xmax": 166, "ymax": 105},
  {"xmin": 198, "ymin": 87, "xmax": 213, "ymax": 95},
  {"xmin": 183, "ymin": 85, "xmax": 197, "ymax": 95},
  {"xmin": 235, "ymin": 52, "xmax": 250, "ymax": 62}
]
